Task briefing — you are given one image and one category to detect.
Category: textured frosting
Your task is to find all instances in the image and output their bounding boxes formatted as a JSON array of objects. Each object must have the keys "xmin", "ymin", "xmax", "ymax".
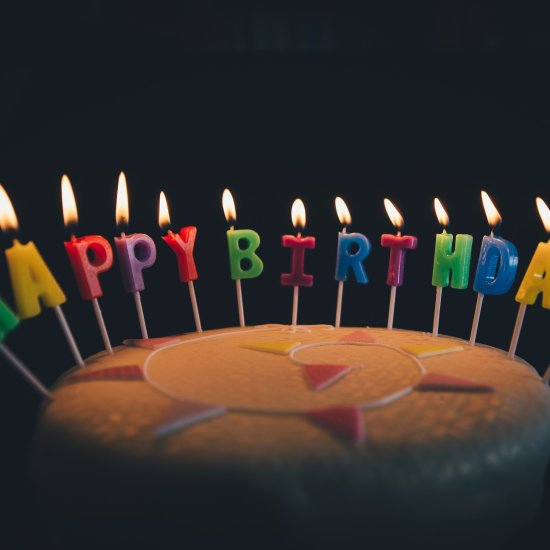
[{"xmin": 30, "ymin": 326, "xmax": 550, "ymax": 549}]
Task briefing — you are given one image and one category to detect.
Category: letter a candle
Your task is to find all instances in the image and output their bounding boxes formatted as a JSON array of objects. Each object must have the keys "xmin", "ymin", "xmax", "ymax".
[
  {"xmin": 469, "ymin": 191, "xmax": 518, "ymax": 346},
  {"xmin": 431, "ymin": 198, "xmax": 473, "ymax": 337},
  {"xmin": 509, "ymin": 197, "xmax": 550, "ymax": 358},
  {"xmin": 114, "ymin": 172, "xmax": 157, "ymax": 339},
  {"xmin": 62, "ymin": 175, "xmax": 114, "ymax": 354},
  {"xmin": 282, "ymin": 199, "xmax": 316, "ymax": 330},
  {"xmin": 334, "ymin": 197, "xmax": 371, "ymax": 328},
  {"xmin": 381, "ymin": 199, "xmax": 417, "ymax": 330},
  {"xmin": 158, "ymin": 191, "xmax": 202, "ymax": 332},
  {"xmin": 0, "ymin": 184, "xmax": 85, "ymax": 367},
  {"xmin": 222, "ymin": 189, "xmax": 264, "ymax": 327}
]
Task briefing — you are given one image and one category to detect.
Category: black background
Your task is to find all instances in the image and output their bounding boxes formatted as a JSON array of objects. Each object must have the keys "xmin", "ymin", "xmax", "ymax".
[{"xmin": 1, "ymin": 2, "xmax": 550, "ymax": 548}]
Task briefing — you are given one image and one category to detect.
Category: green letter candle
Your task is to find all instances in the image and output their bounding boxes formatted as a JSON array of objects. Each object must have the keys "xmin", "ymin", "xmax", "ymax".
[
  {"xmin": 226, "ymin": 229, "xmax": 264, "ymax": 280},
  {"xmin": 432, "ymin": 232, "xmax": 473, "ymax": 289}
]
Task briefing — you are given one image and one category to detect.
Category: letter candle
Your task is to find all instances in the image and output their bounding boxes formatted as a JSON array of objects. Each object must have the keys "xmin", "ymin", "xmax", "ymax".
[
  {"xmin": 282, "ymin": 198, "xmax": 316, "ymax": 330},
  {"xmin": 509, "ymin": 197, "xmax": 550, "ymax": 358},
  {"xmin": 381, "ymin": 199, "xmax": 417, "ymax": 330},
  {"xmin": 0, "ymin": 297, "xmax": 52, "ymax": 399},
  {"xmin": 62, "ymin": 175, "xmax": 114, "ymax": 354},
  {"xmin": 158, "ymin": 191, "xmax": 202, "ymax": 332},
  {"xmin": 114, "ymin": 172, "xmax": 157, "ymax": 339},
  {"xmin": 334, "ymin": 197, "xmax": 371, "ymax": 328},
  {"xmin": 0, "ymin": 185, "xmax": 84, "ymax": 367},
  {"xmin": 222, "ymin": 189, "xmax": 264, "ymax": 327},
  {"xmin": 431, "ymin": 198, "xmax": 473, "ymax": 337},
  {"xmin": 469, "ymin": 191, "xmax": 518, "ymax": 346}
]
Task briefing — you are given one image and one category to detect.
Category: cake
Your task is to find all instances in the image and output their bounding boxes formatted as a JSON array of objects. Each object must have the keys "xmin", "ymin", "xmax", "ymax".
[{"xmin": 30, "ymin": 324, "xmax": 550, "ymax": 549}]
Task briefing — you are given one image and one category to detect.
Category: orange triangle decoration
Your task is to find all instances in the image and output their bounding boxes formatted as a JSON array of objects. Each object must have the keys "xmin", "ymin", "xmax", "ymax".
[
  {"xmin": 123, "ymin": 336, "xmax": 180, "ymax": 350},
  {"xmin": 415, "ymin": 372, "xmax": 495, "ymax": 393},
  {"xmin": 155, "ymin": 400, "xmax": 227, "ymax": 438},
  {"xmin": 241, "ymin": 341, "xmax": 301, "ymax": 355},
  {"xmin": 66, "ymin": 365, "xmax": 144, "ymax": 383},
  {"xmin": 303, "ymin": 364, "xmax": 351, "ymax": 391},
  {"xmin": 339, "ymin": 330, "xmax": 377, "ymax": 343},
  {"xmin": 400, "ymin": 343, "xmax": 463, "ymax": 358},
  {"xmin": 306, "ymin": 406, "xmax": 365, "ymax": 444}
]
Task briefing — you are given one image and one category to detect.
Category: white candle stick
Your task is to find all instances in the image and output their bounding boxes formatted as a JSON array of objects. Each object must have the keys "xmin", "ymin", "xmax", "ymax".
[
  {"xmin": 187, "ymin": 281, "xmax": 202, "ymax": 332},
  {"xmin": 432, "ymin": 286, "xmax": 443, "ymax": 336},
  {"xmin": 235, "ymin": 279, "xmax": 245, "ymax": 328},
  {"xmin": 335, "ymin": 281, "xmax": 344, "ymax": 328},
  {"xmin": 133, "ymin": 291, "xmax": 148, "ymax": 339},
  {"xmin": 387, "ymin": 286, "xmax": 397, "ymax": 330},
  {"xmin": 53, "ymin": 305, "xmax": 85, "ymax": 367},
  {"xmin": 508, "ymin": 303, "xmax": 527, "ymax": 358},
  {"xmin": 91, "ymin": 298, "xmax": 113, "ymax": 354},
  {"xmin": 469, "ymin": 292, "xmax": 485, "ymax": 346},
  {"xmin": 291, "ymin": 285, "xmax": 300, "ymax": 329},
  {"xmin": 0, "ymin": 344, "xmax": 53, "ymax": 399}
]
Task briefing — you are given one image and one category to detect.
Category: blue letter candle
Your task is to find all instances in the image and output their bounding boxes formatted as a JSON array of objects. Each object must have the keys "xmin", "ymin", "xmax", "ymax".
[
  {"xmin": 473, "ymin": 235, "xmax": 518, "ymax": 295},
  {"xmin": 335, "ymin": 232, "xmax": 371, "ymax": 283}
]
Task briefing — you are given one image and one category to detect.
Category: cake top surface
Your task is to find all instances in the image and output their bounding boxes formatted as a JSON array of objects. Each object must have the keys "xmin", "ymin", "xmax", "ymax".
[{"xmin": 33, "ymin": 325, "xmax": 550, "ymax": 472}]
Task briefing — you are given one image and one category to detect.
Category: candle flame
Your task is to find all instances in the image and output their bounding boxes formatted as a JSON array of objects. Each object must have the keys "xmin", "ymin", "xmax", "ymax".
[
  {"xmin": 481, "ymin": 191, "xmax": 502, "ymax": 229},
  {"xmin": 158, "ymin": 191, "xmax": 171, "ymax": 232},
  {"xmin": 116, "ymin": 171, "xmax": 129, "ymax": 228},
  {"xmin": 0, "ymin": 184, "xmax": 19, "ymax": 233},
  {"xmin": 222, "ymin": 188, "xmax": 236, "ymax": 226},
  {"xmin": 433, "ymin": 198, "xmax": 449, "ymax": 228},
  {"xmin": 61, "ymin": 174, "xmax": 78, "ymax": 228},
  {"xmin": 291, "ymin": 198, "xmax": 306, "ymax": 230},
  {"xmin": 335, "ymin": 196, "xmax": 351, "ymax": 226},
  {"xmin": 536, "ymin": 197, "xmax": 550, "ymax": 233},
  {"xmin": 383, "ymin": 198, "xmax": 404, "ymax": 230}
]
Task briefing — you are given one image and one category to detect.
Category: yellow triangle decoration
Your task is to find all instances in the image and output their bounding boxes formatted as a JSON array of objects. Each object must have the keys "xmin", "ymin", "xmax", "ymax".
[
  {"xmin": 400, "ymin": 343, "xmax": 463, "ymax": 358},
  {"xmin": 241, "ymin": 341, "xmax": 301, "ymax": 355}
]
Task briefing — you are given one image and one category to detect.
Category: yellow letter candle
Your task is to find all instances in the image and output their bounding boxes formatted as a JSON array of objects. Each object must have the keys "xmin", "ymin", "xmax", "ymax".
[
  {"xmin": 0, "ymin": 184, "xmax": 84, "ymax": 367},
  {"xmin": 509, "ymin": 197, "xmax": 550, "ymax": 357}
]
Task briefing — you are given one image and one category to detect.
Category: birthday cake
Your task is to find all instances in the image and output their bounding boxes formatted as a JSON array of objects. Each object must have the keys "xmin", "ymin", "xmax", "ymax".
[{"xmin": 30, "ymin": 324, "xmax": 550, "ymax": 549}]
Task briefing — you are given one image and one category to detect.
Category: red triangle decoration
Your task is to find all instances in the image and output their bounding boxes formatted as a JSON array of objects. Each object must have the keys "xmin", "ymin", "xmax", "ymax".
[
  {"xmin": 415, "ymin": 372, "xmax": 495, "ymax": 393},
  {"xmin": 65, "ymin": 365, "xmax": 144, "ymax": 383},
  {"xmin": 123, "ymin": 336, "xmax": 180, "ymax": 350},
  {"xmin": 155, "ymin": 400, "xmax": 227, "ymax": 438},
  {"xmin": 338, "ymin": 330, "xmax": 376, "ymax": 343},
  {"xmin": 302, "ymin": 364, "xmax": 351, "ymax": 391},
  {"xmin": 306, "ymin": 406, "xmax": 365, "ymax": 444}
]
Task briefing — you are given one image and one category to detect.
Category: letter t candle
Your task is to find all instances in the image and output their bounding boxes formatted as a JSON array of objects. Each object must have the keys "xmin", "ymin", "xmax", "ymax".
[
  {"xmin": 381, "ymin": 198, "xmax": 417, "ymax": 330},
  {"xmin": 62, "ymin": 175, "xmax": 114, "ymax": 354},
  {"xmin": 282, "ymin": 199, "xmax": 316, "ymax": 330},
  {"xmin": 114, "ymin": 172, "xmax": 157, "ymax": 339}
]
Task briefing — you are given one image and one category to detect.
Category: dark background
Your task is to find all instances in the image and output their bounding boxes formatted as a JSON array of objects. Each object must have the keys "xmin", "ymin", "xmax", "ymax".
[{"xmin": 1, "ymin": 1, "xmax": 550, "ymax": 548}]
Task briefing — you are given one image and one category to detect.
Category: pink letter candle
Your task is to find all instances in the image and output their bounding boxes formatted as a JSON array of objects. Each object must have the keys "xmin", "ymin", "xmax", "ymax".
[
  {"xmin": 381, "ymin": 199, "xmax": 418, "ymax": 329},
  {"xmin": 281, "ymin": 199, "xmax": 316, "ymax": 329}
]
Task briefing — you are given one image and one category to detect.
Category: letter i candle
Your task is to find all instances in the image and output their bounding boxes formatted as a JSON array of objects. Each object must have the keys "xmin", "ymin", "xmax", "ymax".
[
  {"xmin": 509, "ymin": 197, "xmax": 550, "ymax": 357},
  {"xmin": 114, "ymin": 172, "xmax": 157, "ymax": 339},
  {"xmin": 158, "ymin": 191, "xmax": 202, "ymax": 332},
  {"xmin": 282, "ymin": 199, "xmax": 315, "ymax": 330},
  {"xmin": 334, "ymin": 197, "xmax": 371, "ymax": 328},
  {"xmin": 469, "ymin": 191, "xmax": 518, "ymax": 346},
  {"xmin": 431, "ymin": 198, "xmax": 473, "ymax": 337},
  {"xmin": 222, "ymin": 189, "xmax": 264, "ymax": 327},
  {"xmin": 381, "ymin": 199, "xmax": 417, "ymax": 330},
  {"xmin": 61, "ymin": 175, "xmax": 114, "ymax": 353},
  {"xmin": 0, "ymin": 184, "xmax": 85, "ymax": 367}
]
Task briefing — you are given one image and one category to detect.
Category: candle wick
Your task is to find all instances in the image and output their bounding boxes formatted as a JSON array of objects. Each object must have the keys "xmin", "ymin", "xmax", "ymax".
[
  {"xmin": 297, "ymin": 232, "xmax": 302, "ymax": 238},
  {"xmin": 342, "ymin": 226, "xmax": 347, "ymax": 234},
  {"xmin": 229, "ymin": 225, "xmax": 235, "ymax": 231},
  {"xmin": 70, "ymin": 234, "xmax": 77, "ymax": 242},
  {"xmin": 120, "ymin": 231, "xmax": 126, "ymax": 238}
]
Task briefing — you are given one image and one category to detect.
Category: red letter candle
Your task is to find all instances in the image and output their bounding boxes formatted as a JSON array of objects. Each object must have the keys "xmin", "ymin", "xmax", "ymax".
[
  {"xmin": 381, "ymin": 198, "xmax": 418, "ymax": 329},
  {"xmin": 114, "ymin": 172, "xmax": 156, "ymax": 339},
  {"xmin": 61, "ymin": 175, "xmax": 114, "ymax": 354},
  {"xmin": 281, "ymin": 199, "xmax": 316, "ymax": 329},
  {"xmin": 158, "ymin": 191, "xmax": 202, "ymax": 332}
]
